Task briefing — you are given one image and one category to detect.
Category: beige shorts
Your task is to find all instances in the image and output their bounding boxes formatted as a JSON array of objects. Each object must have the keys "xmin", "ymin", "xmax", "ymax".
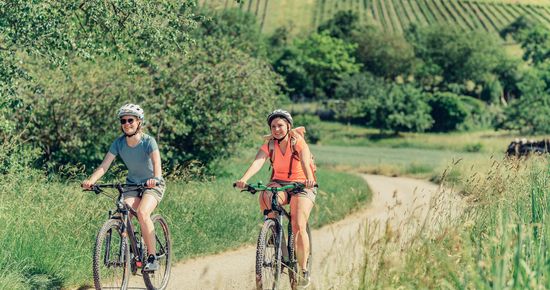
[
  {"xmin": 123, "ymin": 182, "xmax": 165, "ymax": 203},
  {"xmin": 270, "ymin": 180, "xmax": 316, "ymax": 203}
]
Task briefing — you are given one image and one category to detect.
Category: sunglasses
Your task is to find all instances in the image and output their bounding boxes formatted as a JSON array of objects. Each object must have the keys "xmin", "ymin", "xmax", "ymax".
[{"xmin": 120, "ymin": 118, "xmax": 136, "ymax": 125}]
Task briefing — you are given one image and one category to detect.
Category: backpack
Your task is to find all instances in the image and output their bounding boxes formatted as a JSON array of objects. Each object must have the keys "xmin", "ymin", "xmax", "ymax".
[{"xmin": 267, "ymin": 127, "xmax": 317, "ymax": 181}]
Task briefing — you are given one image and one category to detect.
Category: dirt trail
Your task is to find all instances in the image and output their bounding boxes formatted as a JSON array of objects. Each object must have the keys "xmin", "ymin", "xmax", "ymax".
[{"xmin": 125, "ymin": 174, "xmax": 462, "ymax": 290}]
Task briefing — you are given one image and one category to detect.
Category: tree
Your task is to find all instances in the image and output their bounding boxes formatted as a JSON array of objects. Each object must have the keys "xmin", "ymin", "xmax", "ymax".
[
  {"xmin": 405, "ymin": 24, "xmax": 508, "ymax": 96},
  {"xmin": 428, "ymin": 92, "xmax": 469, "ymax": 132},
  {"xmin": 352, "ymin": 26, "xmax": 416, "ymax": 79},
  {"xmin": 194, "ymin": 8, "xmax": 267, "ymax": 57},
  {"xmin": 273, "ymin": 33, "xmax": 361, "ymax": 100},
  {"xmin": 499, "ymin": 64, "xmax": 550, "ymax": 133},
  {"xmin": 374, "ymin": 84, "xmax": 433, "ymax": 133},
  {"xmin": 317, "ymin": 10, "xmax": 360, "ymax": 41},
  {"xmin": 501, "ymin": 16, "xmax": 550, "ymax": 65}
]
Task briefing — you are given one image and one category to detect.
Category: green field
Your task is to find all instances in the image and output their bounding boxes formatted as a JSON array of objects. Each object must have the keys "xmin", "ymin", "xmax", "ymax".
[{"xmin": 201, "ymin": 0, "xmax": 550, "ymax": 35}]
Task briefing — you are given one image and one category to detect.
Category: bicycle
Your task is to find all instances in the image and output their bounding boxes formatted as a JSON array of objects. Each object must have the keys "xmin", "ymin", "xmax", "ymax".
[
  {"xmin": 235, "ymin": 182, "xmax": 313, "ymax": 290},
  {"xmin": 84, "ymin": 183, "xmax": 172, "ymax": 290}
]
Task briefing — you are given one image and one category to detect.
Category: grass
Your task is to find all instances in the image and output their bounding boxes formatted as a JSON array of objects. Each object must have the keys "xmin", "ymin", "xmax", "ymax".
[
  {"xmin": 0, "ymin": 154, "xmax": 371, "ymax": 289},
  {"xmin": 315, "ymin": 121, "xmax": 506, "ymax": 152},
  {"xmin": 346, "ymin": 154, "xmax": 550, "ymax": 289}
]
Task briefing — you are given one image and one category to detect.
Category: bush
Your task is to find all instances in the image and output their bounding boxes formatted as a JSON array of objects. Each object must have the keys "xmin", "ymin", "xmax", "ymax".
[
  {"xmin": 293, "ymin": 114, "xmax": 321, "ymax": 144},
  {"xmin": 428, "ymin": 92, "xmax": 469, "ymax": 132},
  {"xmin": 15, "ymin": 37, "xmax": 283, "ymax": 173},
  {"xmin": 353, "ymin": 26, "xmax": 416, "ymax": 79},
  {"xmin": 150, "ymin": 38, "xmax": 283, "ymax": 170},
  {"xmin": 273, "ymin": 32, "xmax": 361, "ymax": 100},
  {"xmin": 375, "ymin": 84, "xmax": 433, "ymax": 133}
]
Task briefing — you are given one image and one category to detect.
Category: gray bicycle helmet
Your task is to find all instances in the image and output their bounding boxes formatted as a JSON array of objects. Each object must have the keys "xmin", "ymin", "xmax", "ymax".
[
  {"xmin": 267, "ymin": 109, "xmax": 293, "ymax": 127},
  {"xmin": 117, "ymin": 103, "xmax": 144, "ymax": 120}
]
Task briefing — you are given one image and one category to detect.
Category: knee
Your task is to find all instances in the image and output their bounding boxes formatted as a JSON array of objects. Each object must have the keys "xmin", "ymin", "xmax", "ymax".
[
  {"xmin": 137, "ymin": 208, "xmax": 151, "ymax": 221},
  {"xmin": 292, "ymin": 219, "xmax": 307, "ymax": 235}
]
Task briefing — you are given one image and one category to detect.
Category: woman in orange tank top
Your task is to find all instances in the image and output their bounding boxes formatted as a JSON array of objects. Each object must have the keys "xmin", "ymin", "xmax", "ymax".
[{"xmin": 235, "ymin": 109, "xmax": 316, "ymax": 288}]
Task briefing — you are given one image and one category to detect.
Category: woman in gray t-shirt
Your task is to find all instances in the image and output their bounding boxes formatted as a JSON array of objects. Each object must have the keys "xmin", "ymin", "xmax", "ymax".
[{"xmin": 82, "ymin": 103, "xmax": 165, "ymax": 272}]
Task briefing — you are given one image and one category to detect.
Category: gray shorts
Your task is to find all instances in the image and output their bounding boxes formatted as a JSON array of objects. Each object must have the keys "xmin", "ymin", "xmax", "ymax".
[
  {"xmin": 123, "ymin": 182, "xmax": 165, "ymax": 203},
  {"xmin": 270, "ymin": 180, "xmax": 317, "ymax": 203}
]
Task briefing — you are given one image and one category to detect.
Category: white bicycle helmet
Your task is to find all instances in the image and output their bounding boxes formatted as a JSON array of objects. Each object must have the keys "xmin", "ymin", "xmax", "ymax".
[
  {"xmin": 267, "ymin": 109, "xmax": 293, "ymax": 127},
  {"xmin": 117, "ymin": 103, "xmax": 144, "ymax": 120}
]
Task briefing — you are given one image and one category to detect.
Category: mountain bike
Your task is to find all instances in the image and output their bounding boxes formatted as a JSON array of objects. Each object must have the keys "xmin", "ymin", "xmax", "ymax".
[
  {"xmin": 235, "ymin": 182, "xmax": 313, "ymax": 290},
  {"xmin": 84, "ymin": 183, "xmax": 172, "ymax": 290}
]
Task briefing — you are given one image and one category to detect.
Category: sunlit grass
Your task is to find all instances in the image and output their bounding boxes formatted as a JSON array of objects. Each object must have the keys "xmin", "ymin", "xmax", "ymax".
[
  {"xmin": 338, "ymin": 155, "xmax": 550, "ymax": 289},
  {"xmin": 0, "ymin": 154, "xmax": 370, "ymax": 288}
]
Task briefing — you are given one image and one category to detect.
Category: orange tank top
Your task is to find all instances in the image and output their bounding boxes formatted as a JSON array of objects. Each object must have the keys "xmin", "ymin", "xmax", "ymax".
[{"xmin": 260, "ymin": 138, "xmax": 308, "ymax": 182}]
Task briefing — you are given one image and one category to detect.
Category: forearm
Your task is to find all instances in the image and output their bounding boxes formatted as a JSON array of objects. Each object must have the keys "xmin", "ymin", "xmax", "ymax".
[
  {"xmin": 240, "ymin": 159, "xmax": 265, "ymax": 182},
  {"xmin": 88, "ymin": 167, "xmax": 107, "ymax": 183},
  {"xmin": 301, "ymin": 159, "xmax": 314, "ymax": 180}
]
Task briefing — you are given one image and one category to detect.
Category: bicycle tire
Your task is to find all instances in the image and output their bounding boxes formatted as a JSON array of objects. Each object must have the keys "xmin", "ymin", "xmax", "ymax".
[
  {"xmin": 143, "ymin": 214, "xmax": 172, "ymax": 290},
  {"xmin": 93, "ymin": 219, "xmax": 130, "ymax": 290},
  {"xmin": 256, "ymin": 219, "xmax": 281, "ymax": 290},
  {"xmin": 288, "ymin": 223, "xmax": 312, "ymax": 290}
]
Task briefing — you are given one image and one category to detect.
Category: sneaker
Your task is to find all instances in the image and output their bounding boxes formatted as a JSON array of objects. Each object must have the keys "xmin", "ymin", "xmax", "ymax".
[
  {"xmin": 298, "ymin": 270, "xmax": 311, "ymax": 288},
  {"xmin": 143, "ymin": 254, "xmax": 159, "ymax": 272}
]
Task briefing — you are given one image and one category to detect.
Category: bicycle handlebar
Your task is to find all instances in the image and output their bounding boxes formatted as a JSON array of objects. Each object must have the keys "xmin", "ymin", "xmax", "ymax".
[
  {"xmin": 233, "ymin": 182, "xmax": 317, "ymax": 194},
  {"xmin": 82, "ymin": 182, "xmax": 158, "ymax": 194}
]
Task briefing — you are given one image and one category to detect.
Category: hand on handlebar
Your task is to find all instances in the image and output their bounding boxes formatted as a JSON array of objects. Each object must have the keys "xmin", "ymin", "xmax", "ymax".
[
  {"xmin": 146, "ymin": 178, "xmax": 160, "ymax": 188},
  {"xmin": 234, "ymin": 180, "xmax": 247, "ymax": 190},
  {"xmin": 81, "ymin": 180, "xmax": 94, "ymax": 190},
  {"xmin": 304, "ymin": 179, "xmax": 315, "ymax": 189}
]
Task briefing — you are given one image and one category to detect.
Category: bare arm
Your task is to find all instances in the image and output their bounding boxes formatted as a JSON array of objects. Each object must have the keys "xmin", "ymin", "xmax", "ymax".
[
  {"xmin": 82, "ymin": 152, "xmax": 116, "ymax": 188},
  {"xmin": 235, "ymin": 149, "xmax": 268, "ymax": 188},
  {"xmin": 146, "ymin": 149, "xmax": 163, "ymax": 188},
  {"xmin": 299, "ymin": 145, "xmax": 315, "ymax": 188}
]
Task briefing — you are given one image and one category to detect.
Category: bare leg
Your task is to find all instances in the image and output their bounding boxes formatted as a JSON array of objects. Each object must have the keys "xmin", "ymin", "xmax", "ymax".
[
  {"xmin": 136, "ymin": 194, "xmax": 158, "ymax": 255},
  {"xmin": 290, "ymin": 196, "xmax": 314, "ymax": 271}
]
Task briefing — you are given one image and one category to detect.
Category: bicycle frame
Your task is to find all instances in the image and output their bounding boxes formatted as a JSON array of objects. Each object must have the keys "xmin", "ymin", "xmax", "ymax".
[
  {"xmin": 263, "ymin": 186, "xmax": 294, "ymax": 268},
  {"xmin": 93, "ymin": 184, "xmax": 150, "ymax": 269}
]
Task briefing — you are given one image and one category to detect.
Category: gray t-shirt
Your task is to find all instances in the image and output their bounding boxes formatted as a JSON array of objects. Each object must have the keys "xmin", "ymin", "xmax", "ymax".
[{"xmin": 109, "ymin": 134, "xmax": 159, "ymax": 184}]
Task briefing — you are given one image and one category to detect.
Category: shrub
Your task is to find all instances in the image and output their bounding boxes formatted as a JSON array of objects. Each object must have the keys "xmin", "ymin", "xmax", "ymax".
[
  {"xmin": 293, "ymin": 114, "xmax": 321, "ymax": 144},
  {"xmin": 428, "ymin": 92, "xmax": 469, "ymax": 132}
]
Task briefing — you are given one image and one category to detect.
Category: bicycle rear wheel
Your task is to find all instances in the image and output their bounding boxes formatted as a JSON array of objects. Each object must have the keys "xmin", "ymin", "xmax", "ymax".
[
  {"xmin": 93, "ymin": 219, "xmax": 130, "ymax": 290},
  {"xmin": 143, "ymin": 214, "xmax": 172, "ymax": 290},
  {"xmin": 256, "ymin": 219, "xmax": 281, "ymax": 290},
  {"xmin": 288, "ymin": 223, "xmax": 312, "ymax": 290}
]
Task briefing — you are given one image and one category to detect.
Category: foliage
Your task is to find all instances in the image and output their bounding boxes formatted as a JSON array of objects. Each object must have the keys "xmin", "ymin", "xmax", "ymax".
[
  {"xmin": 14, "ymin": 37, "xmax": 283, "ymax": 172},
  {"xmin": 317, "ymin": 10, "xmax": 360, "ymax": 41},
  {"xmin": 194, "ymin": 8, "xmax": 267, "ymax": 57},
  {"xmin": 374, "ymin": 84, "xmax": 433, "ymax": 133},
  {"xmin": 501, "ymin": 16, "xmax": 550, "ymax": 65},
  {"xmin": 273, "ymin": 32, "xmax": 361, "ymax": 100},
  {"xmin": 293, "ymin": 114, "xmax": 321, "ymax": 144},
  {"xmin": 428, "ymin": 92, "xmax": 469, "ymax": 132},
  {"xmin": 499, "ymin": 65, "xmax": 550, "ymax": 134},
  {"xmin": 332, "ymin": 73, "xmax": 385, "ymax": 124},
  {"xmin": 405, "ymin": 25, "xmax": 508, "ymax": 94},
  {"xmin": 149, "ymin": 37, "xmax": 283, "ymax": 170},
  {"xmin": 353, "ymin": 26, "xmax": 416, "ymax": 79}
]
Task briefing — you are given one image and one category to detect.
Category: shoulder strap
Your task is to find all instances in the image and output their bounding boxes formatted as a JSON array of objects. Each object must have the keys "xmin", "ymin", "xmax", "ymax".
[
  {"xmin": 288, "ymin": 136, "xmax": 300, "ymax": 178},
  {"xmin": 268, "ymin": 139, "xmax": 275, "ymax": 180}
]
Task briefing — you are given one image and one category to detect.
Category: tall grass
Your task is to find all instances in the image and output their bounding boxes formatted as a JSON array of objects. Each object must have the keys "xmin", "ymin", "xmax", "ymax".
[
  {"xmin": 353, "ymin": 156, "xmax": 550, "ymax": 289},
  {"xmin": 0, "ymin": 160, "xmax": 370, "ymax": 289}
]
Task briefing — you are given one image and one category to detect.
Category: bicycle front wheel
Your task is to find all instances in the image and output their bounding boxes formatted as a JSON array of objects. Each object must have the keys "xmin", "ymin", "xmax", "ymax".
[
  {"xmin": 143, "ymin": 214, "xmax": 172, "ymax": 290},
  {"xmin": 256, "ymin": 219, "xmax": 281, "ymax": 290},
  {"xmin": 93, "ymin": 219, "xmax": 130, "ymax": 290}
]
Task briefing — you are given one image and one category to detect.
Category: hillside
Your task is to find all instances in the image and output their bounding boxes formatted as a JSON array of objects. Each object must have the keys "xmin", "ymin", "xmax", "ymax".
[{"xmin": 201, "ymin": 0, "xmax": 550, "ymax": 35}]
